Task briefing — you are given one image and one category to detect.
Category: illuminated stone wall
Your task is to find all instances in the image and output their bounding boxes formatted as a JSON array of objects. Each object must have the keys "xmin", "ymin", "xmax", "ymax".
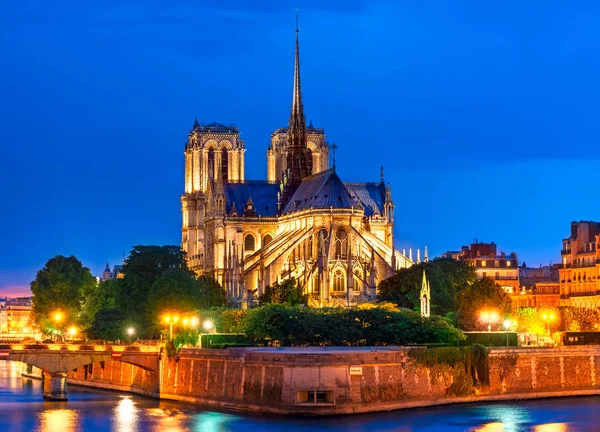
[{"xmin": 66, "ymin": 346, "xmax": 600, "ymax": 415}]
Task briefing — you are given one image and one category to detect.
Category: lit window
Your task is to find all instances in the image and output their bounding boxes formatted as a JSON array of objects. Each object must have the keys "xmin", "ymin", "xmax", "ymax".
[
  {"xmin": 494, "ymin": 261, "xmax": 499, "ymax": 267},
  {"xmin": 481, "ymin": 260, "xmax": 487, "ymax": 267},
  {"xmin": 507, "ymin": 261, "xmax": 511, "ymax": 267}
]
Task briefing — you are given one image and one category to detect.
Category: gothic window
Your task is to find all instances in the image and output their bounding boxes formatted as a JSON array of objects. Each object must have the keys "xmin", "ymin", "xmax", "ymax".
[
  {"xmin": 244, "ymin": 234, "xmax": 255, "ymax": 252},
  {"xmin": 208, "ymin": 148, "xmax": 215, "ymax": 179},
  {"xmin": 353, "ymin": 270, "xmax": 361, "ymax": 293},
  {"xmin": 335, "ymin": 229, "xmax": 347, "ymax": 259},
  {"xmin": 221, "ymin": 148, "xmax": 228, "ymax": 181},
  {"xmin": 263, "ymin": 234, "xmax": 273, "ymax": 246},
  {"xmin": 333, "ymin": 269, "xmax": 345, "ymax": 292}
]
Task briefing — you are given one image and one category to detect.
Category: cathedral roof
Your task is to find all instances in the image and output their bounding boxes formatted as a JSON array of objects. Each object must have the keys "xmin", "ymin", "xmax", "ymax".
[
  {"xmin": 193, "ymin": 122, "xmax": 239, "ymax": 133},
  {"xmin": 225, "ymin": 182, "xmax": 279, "ymax": 217},
  {"xmin": 344, "ymin": 182, "xmax": 386, "ymax": 216},
  {"xmin": 282, "ymin": 168, "xmax": 360, "ymax": 214}
]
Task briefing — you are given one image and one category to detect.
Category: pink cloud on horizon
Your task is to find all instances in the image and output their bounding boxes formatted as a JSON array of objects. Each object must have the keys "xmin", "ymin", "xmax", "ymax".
[{"xmin": 0, "ymin": 285, "xmax": 32, "ymax": 298}]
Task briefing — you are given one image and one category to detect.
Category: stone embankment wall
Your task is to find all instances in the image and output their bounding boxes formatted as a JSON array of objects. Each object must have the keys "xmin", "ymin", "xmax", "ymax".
[{"xmin": 64, "ymin": 346, "xmax": 600, "ymax": 415}]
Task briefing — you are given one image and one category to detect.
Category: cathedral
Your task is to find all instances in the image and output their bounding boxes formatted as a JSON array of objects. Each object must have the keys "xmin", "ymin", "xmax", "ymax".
[{"xmin": 181, "ymin": 26, "xmax": 413, "ymax": 307}]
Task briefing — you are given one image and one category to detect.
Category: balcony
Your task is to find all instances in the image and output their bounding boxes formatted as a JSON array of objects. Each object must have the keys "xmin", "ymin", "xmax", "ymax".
[{"xmin": 561, "ymin": 249, "xmax": 571, "ymax": 255}]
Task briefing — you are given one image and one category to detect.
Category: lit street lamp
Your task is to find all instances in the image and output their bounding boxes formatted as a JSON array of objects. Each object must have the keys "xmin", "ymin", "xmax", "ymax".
[
  {"xmin": 503, "ymin": 319, "xmax": 513, "ymax": 347},
  {"xmin": 203, "ymin": 320, "xmax": 214, "ymax": 332},
  {"xmin": 542, "ymin": 313, "xmax": 555, "ymax": 336},
  {"xmin": 67, "ymin": 326, "xmax": 77, "ymax": 340},
  {"xmin": 126, "ymin": 327, "xmax": 135, "ymax": 343},
  {"xmin": 480, "ymin": 310, "xmax": 499, "ymax": 332},
  {"xmin": 164, "ymin": 315, "xmax": 179, "ymax": 340}
]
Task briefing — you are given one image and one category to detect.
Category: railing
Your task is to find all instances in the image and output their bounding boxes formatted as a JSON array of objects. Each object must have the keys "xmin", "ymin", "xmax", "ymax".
[{"xmin": 0, "ymin": 343, "xmax": 161, "ymax": 353}]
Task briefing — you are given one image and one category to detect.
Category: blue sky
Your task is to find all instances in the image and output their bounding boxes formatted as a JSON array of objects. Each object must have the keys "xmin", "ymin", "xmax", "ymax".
[{"xmin": 1, "ymin": 1, "xmax": 598, "ymax": 295}]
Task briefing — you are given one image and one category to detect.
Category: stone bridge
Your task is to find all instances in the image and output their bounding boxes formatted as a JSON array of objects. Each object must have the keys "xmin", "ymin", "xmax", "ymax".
[{"xmin": 0, "ymin": 344, "xmax": 162, "ymax": 400}]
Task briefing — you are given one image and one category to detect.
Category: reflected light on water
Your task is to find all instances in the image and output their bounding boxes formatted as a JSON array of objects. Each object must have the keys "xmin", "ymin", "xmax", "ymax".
[
  {"xmin": 38, "ymin": 409, "xmax": 79, "ymax": 432},
  {"xmin": 193, "ymin": 411, "xmax": 237, "ymax": 432},
  {"xmin": 113, "ymin": 396, "xmax": 139, "ymax": 432},
  {"xmin": 472, "ymin": 422, "xmax": 504, "ymax": 432},
  {"xmin": 146, "ymin": 407, "xmax": 189, "ymax": 432},
  {"xmin": 533, "ymin": 424, "xmax": 571, "ymax": 432}
]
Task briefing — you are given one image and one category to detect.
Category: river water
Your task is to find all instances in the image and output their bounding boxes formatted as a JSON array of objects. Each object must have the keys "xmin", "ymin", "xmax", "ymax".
[{"xmin": 0, "ymin": 361, "xmax": 598, "ymax": 431}]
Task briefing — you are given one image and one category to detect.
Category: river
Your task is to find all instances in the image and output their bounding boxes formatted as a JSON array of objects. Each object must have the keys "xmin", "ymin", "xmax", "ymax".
[{"xmin": 0, "ymin": 361, "xmax": 598, "ymax": 431}]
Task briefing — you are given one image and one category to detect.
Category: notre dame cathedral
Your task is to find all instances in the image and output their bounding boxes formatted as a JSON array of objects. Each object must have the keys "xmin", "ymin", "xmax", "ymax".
[{"xmin": 181, "ymin": 26, "xmax": 413, "ymax": 307}]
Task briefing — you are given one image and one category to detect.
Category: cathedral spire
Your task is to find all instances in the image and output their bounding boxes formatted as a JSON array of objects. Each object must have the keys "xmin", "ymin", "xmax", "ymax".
[{"xmin": 285, "ymin": 9, "xmax": 311, "ymax": 189}]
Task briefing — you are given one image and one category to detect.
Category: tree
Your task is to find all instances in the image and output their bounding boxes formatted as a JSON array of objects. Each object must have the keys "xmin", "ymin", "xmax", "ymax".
[
  {"xmin": 378, "ymin": 258, "xmax": 477, "ymax": 315},
  {"xmin": 82, "ymin": 279, "xmax": 120, "ymax": 326},
  {"xmin": 456, "ymin": 277, "xmax": 512, "ymax": 330},
  {"xmin": 259, "ymin": 278, "xmax": 308, "ymax": 306},
  {"xmin": 146, "ymin": 268, "xmax": 204, "ymax": 334},
  {"xmin": 87, "ymin": 308, "xmax": 127, "ymax": 341},
  {"xmin": 197, "ymin": 276, "xmax": 227, "ymax": 308},
  {"xmin": 116, "ymin": 245, "xmax": 190, "ymax": 335},
  {"xmin": 30, "ymin": 255, "xmax": 96, "ymax": 332}
]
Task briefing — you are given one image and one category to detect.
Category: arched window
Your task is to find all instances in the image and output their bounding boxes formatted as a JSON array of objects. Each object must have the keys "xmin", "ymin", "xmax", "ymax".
[
  {"xmin": 221, "ymin": 148, "xmax": 228, "ymax": 181},
  {"xmin": 353, "ymin": 270, "xmax": 362, "ymax": 293},
  {"xmin": 207, "ymin": 148, "xmax": 215, "ymax": 179},
  {"xmin": 335, "ymin": 229, "xmax": 347, "ymax": 259},
  {"xmin": 333, "ymin": 269, "xmax": 345, "ymax": 292},
  {"xmin": 244, "ymin": 234, "xmax": 255, "ymax": 252},
  {"xmin": 263, "ymin": 234, "xmax": 273, "ymax": 246}
]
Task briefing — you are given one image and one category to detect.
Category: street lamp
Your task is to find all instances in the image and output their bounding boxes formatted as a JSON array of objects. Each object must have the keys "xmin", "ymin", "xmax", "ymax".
[
  {"xmin": 51, "ymin": 311, "xmax": 64, "ymax": 342},
  {"xmin": 203, "ymin": 320, "xmax": 214, "ymax": 332},
  {"xmin": 480, "ymin": 310, "xmax": 499, "ymax": 332},
  {"xmin": 542, "ymin": 313, "xmax": 555, "ymax": 336},
  {"xmin": 67, "ymin": 326, "xmax": 77, "ymax": 340},
  {"xmin": 164, "ymin": 315, "xmax": 179, "ymax": 340}
]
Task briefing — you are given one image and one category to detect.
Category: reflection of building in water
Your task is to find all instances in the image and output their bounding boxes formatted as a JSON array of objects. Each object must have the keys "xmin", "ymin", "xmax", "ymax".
[
  {"xmin": 0, "ymin": 296, "xmax": 33, "ymax": 334},
  {"xmin": 181, "ymin": 26, "xmax": 413, "ymax": 307}
]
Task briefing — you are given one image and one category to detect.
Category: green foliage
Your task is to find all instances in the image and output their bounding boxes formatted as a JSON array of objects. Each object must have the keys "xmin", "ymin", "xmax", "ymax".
[
  {"xmin": 409, "ymin": 344, "xmax": 489, "ymax": 396},
  {"xmin": 259, "ymin": 278, "xmax": 308, "ymax": 306},
  {"xmin": 199, "ymin": 308, "xmax": 247, "ymax": 334},
  {"xmin": 87, "ymin": 308, "xmax": 127, "ymax": 341},
  {"xmin": 240, "ymin": 304, "xmax": 464, "ymax": 347},
  {"xmin": 30, "ymin": 255, "xmax": 96, "ymax": 331},
  {"xmin": 559, "ymin": 307, "xmax": 600, "ymax": 332},
  {"xmin": 172, "ymin": 328, "xmax": 199, "ymax": 349},
  {"xmin": 456, "ymin": 277, "xmax": 512, "ymax": 330},
  {"xmin": 377, "ymin": 258, "xmax": 477, "ymax": 315},
  {"xmin": 116, "ymin": 245, "xmax": 190, "ymax": 333},
  {"xmin": 199, "ymin": 333, "xmax": 252, "ymax": 349},
  {"xmin": 463, "ymin": 332, "xmax": 518, "ymax": 347},
  {"xmin": 82, "ymin": 279, "xmax": 119, "ymax": 326},
  {"xmin": 147, "ymin": 269, "xmax": 204, "ymax": 318},
  {"xmin": 197, "ymin": 276, "xmax": 227, "ymax": 308}
]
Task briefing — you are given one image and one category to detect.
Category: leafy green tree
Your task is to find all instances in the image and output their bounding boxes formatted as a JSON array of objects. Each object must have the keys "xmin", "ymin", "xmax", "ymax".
[
  {"xmin": 30, "ymin": 255, "xmax": 96, "ymax": 332},
  {"xmin": 82, "ymin": 279, "xmax": 120, "ymax": 326},
  {"xmin": 146, "ymin": 268, "xmax": 204, "ymax": 333},
  {"xmin": 87, "ymin": 308, "xmax": 127, "ymax": 341},
  {"xmin": 456, "ymin": 277, "xmax": 512, "ymax": 330},
  {"xmin": 197, "ymin": 276, "xmax": 227, "ymax": 308},
  {"xmin": 378, "ymin": 258, "xmax": 477, "ymax": 315},
  {"xmin": 259, "ymin": 278, "xmax": 308, "ymax": 306},
  {"xmin": 116, "ymin": 245, "xmax": 190, "ymax": 335}
]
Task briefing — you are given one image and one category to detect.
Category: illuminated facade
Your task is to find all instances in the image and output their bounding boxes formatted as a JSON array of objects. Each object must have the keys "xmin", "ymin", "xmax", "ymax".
[
  {"xmin": 181, "ymin": 28, "xmax": 411, "ymax": 307},
  {"xmin": 444, "ymin": 242, "xmax": 520, "ymax": 294},
  {"xmin": 0, "ymin": 297, "xmax": 33, "ymax": 334},
  {"xmin": 559, "ymin": 221, "xmax": 600, "ymax": 308}
]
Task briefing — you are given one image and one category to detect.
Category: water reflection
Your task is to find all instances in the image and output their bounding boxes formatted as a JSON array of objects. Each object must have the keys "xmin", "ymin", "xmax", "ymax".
[
  {"xmin": 38, "ymin": 409, "xmax": 79, "ymax": 432},
  {"xmin": 113, "ymin": 396, "xmax": 138, "ymax": 432},
  {"xmin": 0, "ymin": 361, "xmax": 597, "ymax": 431}
]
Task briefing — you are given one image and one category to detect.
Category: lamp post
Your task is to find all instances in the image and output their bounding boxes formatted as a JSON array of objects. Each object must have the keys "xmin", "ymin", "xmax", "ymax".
[
  {"xmin": 126, "ymin": 327, "xmax": 135, "ymax": 343},
  {"xmin": 503, "ymin": 319, "xmax": 512, "ymax": 347},
  {"xmin": 52, "ymin": 311, "xmax": 64, "ymax": 342},
  {"xmin": 480, "ymin": 310, "xmax": 499, "ymax": 332},
  {"xmin": 164, "ymin": 315, "xmax": 179, "ymax": 340},
  {"xmin": 542, "ymin": 313, "xmax": 555, "ymax": 336}
]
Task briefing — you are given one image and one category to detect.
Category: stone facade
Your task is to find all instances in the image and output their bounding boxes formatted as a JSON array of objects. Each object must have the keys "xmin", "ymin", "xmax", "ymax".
[
  {"xmin": 180, "ymin": 30, "xmax": 411, "ymax": 307},
  {"xmin": 559, "ymin": 221, "xmax": 600, "ymax": 308},
  {"xmin": 64, "ymin": 346, "xmax": 600, "ymax": 415}
]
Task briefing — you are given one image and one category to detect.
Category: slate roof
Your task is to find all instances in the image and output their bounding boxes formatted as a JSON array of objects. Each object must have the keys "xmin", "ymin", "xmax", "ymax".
[
  {"xmin": 225, "ymin": 181, "xmax": 279, "ymax": 217},
  {"xmin": 345, "ymin": 182, "xmax": 386, "ymax": 216},
  {"xmin": 282, "ymin": 168, "xmax": 361, "ymax": 214}
]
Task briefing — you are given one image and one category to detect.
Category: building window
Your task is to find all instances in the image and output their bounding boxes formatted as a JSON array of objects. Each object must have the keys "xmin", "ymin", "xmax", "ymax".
[
  {"xmin": 494, "ymin": 261, "xmax": 499, "ymax": 267},
  {"xmin": 481, "ymin": 260, "xmax": 487, "ymax": 267},
  {"xmin": 263, "ymin": 234, "xmax": 273, "ymax": 246},
  {"xmin": 332, "ymin": 269, "xmax": 345, "ymax": 292},
  {"xmin": 507, "ymin": 261, "xmax": 511, "ymax": 267},
  {"xmin": 296, "ymin": 390, "xmax": 334, "ymax": 405},
  {"xmin": 208, "ymin": 148, "xmax": 215, "ymax": 179},
  {"xmin": 334, "ymin": 229, "xmax": 348, "ymax": 259},
  {"xmin": 221, "ymin": 148, "xmax": 228, "ymax": 181},
  {"xmin": 244, "ymin": 234, "xmax": 255, "ymax": 251}
]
